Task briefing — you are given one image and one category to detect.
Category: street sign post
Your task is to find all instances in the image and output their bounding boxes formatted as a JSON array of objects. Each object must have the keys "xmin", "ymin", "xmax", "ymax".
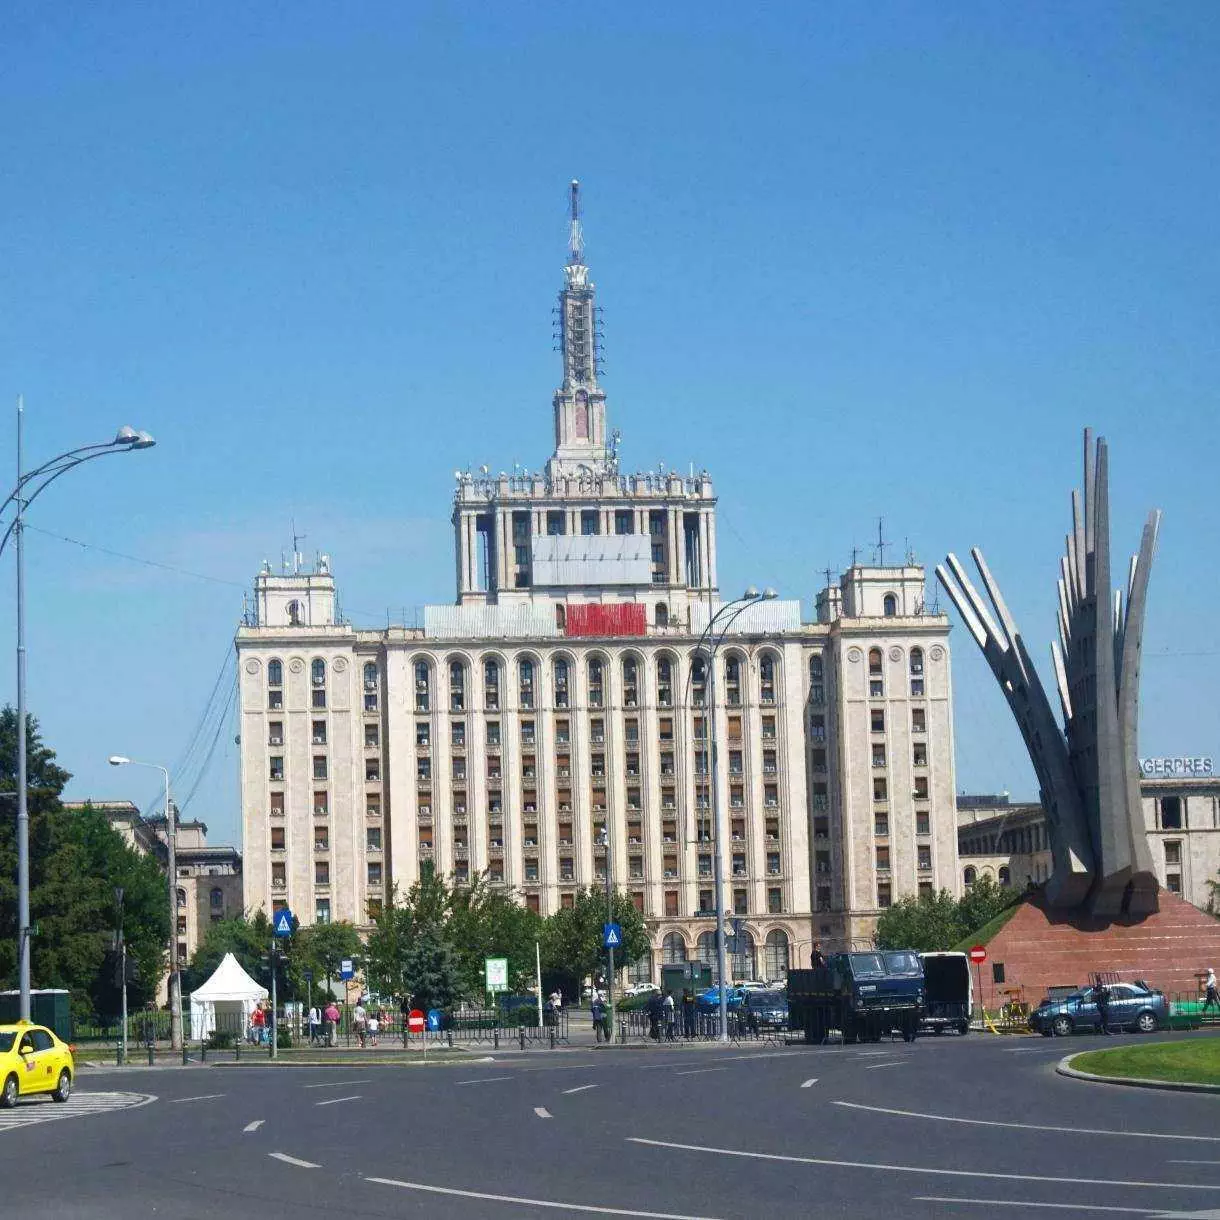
[
  {"xmin": 485, "ymin": 956, "xmax": 508, "ymax": 995},
  {"xmin": 339, "ymin": 958, "xmax": 354, "ymax": 981},
  {"xmin": 969, "ymin": 945, "xmax": 987, "ymax": 964},
  {"xmin": 408, "ymin": 1009, "xmax": 425, "ymax": 1035},
  {"xmin": 273, "ymin": 908, "xmax": 294, "ymax": 937},
  {"xmin": 602, "ymin": 923, "xmax": 622, "ymax": 949}
]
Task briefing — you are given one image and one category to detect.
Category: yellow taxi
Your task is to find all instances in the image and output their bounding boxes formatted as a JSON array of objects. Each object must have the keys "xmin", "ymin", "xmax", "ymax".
[{"xmin": 0, "ymin": 1022, "xmax": 75, "ymax": 1107}]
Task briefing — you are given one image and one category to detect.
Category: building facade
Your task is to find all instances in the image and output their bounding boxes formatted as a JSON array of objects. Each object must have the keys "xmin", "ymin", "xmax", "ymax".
[
  {"xmin": 958, "ymin": 766, "xmax": 1220, "ymax": 914},
  {"xmin": 235, "ymin": 184, "xmax": 959, "ymax": 980}
]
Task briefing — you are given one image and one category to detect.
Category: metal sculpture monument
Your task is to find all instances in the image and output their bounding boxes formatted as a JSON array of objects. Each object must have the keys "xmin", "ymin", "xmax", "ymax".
[{"xmin": 937, "ymin": 429, "xmax": 1162, "ymax": 916}]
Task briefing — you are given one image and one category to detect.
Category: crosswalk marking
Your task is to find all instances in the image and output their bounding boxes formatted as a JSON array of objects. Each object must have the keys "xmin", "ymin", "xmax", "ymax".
[{"xmin": 0, "ymin": 1090, "xmax": 155, "ymax": 1134}]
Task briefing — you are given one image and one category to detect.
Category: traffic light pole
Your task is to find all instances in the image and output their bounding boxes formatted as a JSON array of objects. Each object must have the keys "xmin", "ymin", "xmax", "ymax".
[{"xmin": 270, "ymin": 939, "xmax": 278, "ymax": 1061}]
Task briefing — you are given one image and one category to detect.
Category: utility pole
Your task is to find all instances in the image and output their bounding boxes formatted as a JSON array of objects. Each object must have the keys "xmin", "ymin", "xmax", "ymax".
[
  {"xmin": 115, "ymin": 886, "xmax": 128, "ymax": 1066},
  {"xmin": 601, "ymin": 824, "xmax": 616, "ymax": 1043},
  {"xmin": 270, "ymin": 938, "xmax": 278, "ymax": 1061}
]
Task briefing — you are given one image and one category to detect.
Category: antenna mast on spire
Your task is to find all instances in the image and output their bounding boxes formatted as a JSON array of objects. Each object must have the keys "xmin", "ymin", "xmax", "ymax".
[{"xmin": 568, "ymin": 179, "xmax": 584, "ymax": 265}]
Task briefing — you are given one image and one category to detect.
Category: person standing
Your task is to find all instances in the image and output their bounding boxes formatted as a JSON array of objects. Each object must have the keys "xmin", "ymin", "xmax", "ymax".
[
  {"xmin": 367, "ymin": 1008, "xmax": 379, "ymax": 1047},
  {"xmin": 810, "ymin": 942, "xmax": 827, "ymax": 971},
  {"xmin": 323, "ymin": 1000, "xmax": 340, "ymax": 1047},
  {"xmin": 251, "ymin": 1002, "xmax": 266, "ymax": 1045},
  {"xmin": 1092, "ymin": 980, "xmax": 1112, "ymax": 1035},
  {"xmin": 1204, "ymin": 968, "xmax": 1220, "ymax": 1018},
  {"xmin": 663, "ymin": 992, "xmax": 676, "ymax": 1042},
  {"xmin": 353, "ymin": 999, "xmax": 368, "ymax": 1048},
  {"xmin": 591, "ymin": 993, "xmax": 605, "ymax": 1044},
  {"xmin": 308, "ymin": 1004, "xmax": 321, "ymax": 1046},
  {"xmin": 682, "ymin": 990, "xmax": 696, "ymax": 1039},
  {"xmin": 647, "ymin": 990, "xmax": 663, "ymax": 1042}
]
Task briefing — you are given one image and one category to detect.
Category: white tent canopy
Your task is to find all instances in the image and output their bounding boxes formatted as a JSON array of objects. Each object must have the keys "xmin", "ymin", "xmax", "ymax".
[{"xmin": 188, "ymin": 952, "xmax": 268, "ymax": 1040}]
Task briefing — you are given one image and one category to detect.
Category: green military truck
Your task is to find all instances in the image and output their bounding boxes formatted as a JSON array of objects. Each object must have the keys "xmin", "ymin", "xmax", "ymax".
[{"xmin": 787, "ymin": 950, "xmax": 924, "ymax": 1043}]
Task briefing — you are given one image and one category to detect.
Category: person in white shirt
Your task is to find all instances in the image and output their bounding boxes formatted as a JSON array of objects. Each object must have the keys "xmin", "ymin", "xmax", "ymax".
[
  {"xmin": 1204, "ymin": 968, "xmax": 1219, "ymax": 1016},
  {"xmin": 353, "ymin": 1002, "xmax": 368, "ymax": 1047},
  {"xmin": 308, "ymin": 1006, "xmax": 321, "ymax": 1045}
]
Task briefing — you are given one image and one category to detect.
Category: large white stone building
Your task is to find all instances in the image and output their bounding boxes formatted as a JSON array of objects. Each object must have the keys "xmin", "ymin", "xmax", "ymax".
[{"xmin": 235, "ymin": 184, "xmax": 959, "ymax": 981}]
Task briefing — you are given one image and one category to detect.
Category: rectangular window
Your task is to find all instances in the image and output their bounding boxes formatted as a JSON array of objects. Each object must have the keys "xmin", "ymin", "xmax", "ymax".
[
  {"xmin": 315, "ymin": 861, "xmax": 329, "ymax": 885},
  {"xmin": 365, "ymin": 759, "xmax": 380, "ymax": 781},
  {"xmin": 768, "ymin": 887, "xmax": 782, "ymax": 914},
  {"xmin": 664, "ymin": 890, "xmax": 679, "ymax": 916},
  {"xmin": 764, "ymin": 784, "xmax": 779, "ymax": 807},
  {"xmin": 913, "ymin": 776, "xmax": 929, "ymax": 800},
  {"xmin": 311, "ymin": 688, "xmax": 326, "ymax": 709},
  {"xmin": 916, "ymin": 811, "xmax": 930, "ymax": 836},
  {"xmin": 451, "ymin": 721, "xmax": 466, "ymax": 747},
  {"xmin": 314, "ymin": 825, "xmax": 328, "ymax": 851},
  {"xmin": 313, "ymin": 756, "xmax": 328, "ymax": 780},
  {"xmin": 522, "ymin": 720, "xmax": 537, "ymax": 746},
  {"xmin": 871, "ymin": 744, "xmax": 886, "ymax": 768},
  {"xmin": 733, "ymin": 888, "xmax": 747, "ymax": 914},
  {"xmin": 271, "ymin": 826, "xmax": 285, "ymax": 850},
  {"xmin": 1164, "ymin": 840, "xmax": 1181, "ymax": 866},
  {"xmin": 547, "ymin": 510, "xmax": 566, "ymax": 536},
  {"xmin": 581, "ymin": 509, "xmax": 599, "ymax": 535},
  {"xmin": 268, "ymin": 689, "xmax": 283, "ymax": 710},
  {"xmin": 453, "ymin": 757, "xmax": 467, "ymax": 781},
  {"xmin": 268, "ymin": 720, "xmax": 284, "ymax": 746},
  {"xmin": 816, "ymin": 886, "xmax": 831, "ymax": 911},
  {"xmin": 732, "ymin": 853, "xmax": 746, "ymax": 877},
  {"xmin": 526, "ymin": 893, "xmax": 541, "ymax": 914},
  {"xmin": 767, "ymin": 851, "xmax": 781, "ymax": 875},
  {"xmin": 311, "ymin": 720, "xmax": 327, "ymax": 745},
  {"xmin": 486, "ymin": 721, "xmax": 501, "ymax": 747},
  {"xmin": 416, "ymin": 721, "xmax": 430, "ymax": 747},
  {"xmin": 918, "ymin": 844, "xmax": 932, "ymax": 870},
  {"xmin": 912, "ymin": 707, "xmax": 926, "ymax": 733},
  {"xmin": 1160, "ymin": 797, "xmax": 1183, "ymax": 830},
  {"xmin": 365, "ymin": 723, "xmax": 379, "ymax": 748},
  {"xmin": 1167, "ymin": 872, "xmax": 1182, "ymax": 894},
  {"xmin": 629, "ymin": 856, "xmax": 643, "ymax": 880},
  {"xmin": 873, "ymin": 777, "xmax": 887, "ymax": 801},
  {"xmin": 269, "ymin": 756, "xmax": 284, "ymax": 781},
  {"xmin": 271, "ymin": 862, "xmax": 286, "ymax": 887},
  {"xmin": 615, "ymin": 509, "xmax": 633, "ymax": 536},
  {"xmin": 417, "ymin": 758, "xmax": 431, "ymax": 780},
  {"xmin": 698, "ymin": 890, "xmax": 714, "ymax": 913},
  {"xmin": 874, "ymin": 813, "xmax": 889, "ymax": 837},
  {"xmin": 367, "ymin": 827, "xmax": 382, "ymax": 852},
  {"xmin": 315, "ymin": 898, "xmax": 331, "ymax": 924},
  {"xmin": 524, "ymin": 860, "xmax": 539, "ymax": 882},
  {"xmin": 366, "ymin": 795, "xmax": 380, "ymax": 817},
  {"xmin": 870, "ymin": 709, "xmax": 885, "ymax": 733},
  {"xmin": 877, "ymin": 882, "xmax": 892, "ymax": 908},
  {"xmin": 810, "ymin": 714, "xmax": 826, "ymax": 742},
  {"xmin": 913, "ymin": 741, "xmax": 928, "ymax": 767},
  {"xmin": 876, "ymin": 845, "xmax": 890, "ymax": 872},
  {"xmin": 910, "ymin": 677, "xmax": 925, "ymax": 697},
  {"xmin": 869, "ymin": 679, "xmax": 884, "ymax": 698}
]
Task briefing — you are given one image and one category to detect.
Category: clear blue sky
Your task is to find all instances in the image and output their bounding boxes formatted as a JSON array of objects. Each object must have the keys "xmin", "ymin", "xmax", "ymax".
[{"xmin": 1, "ymin": 2, "xmax": 1216, "ymax": 845}]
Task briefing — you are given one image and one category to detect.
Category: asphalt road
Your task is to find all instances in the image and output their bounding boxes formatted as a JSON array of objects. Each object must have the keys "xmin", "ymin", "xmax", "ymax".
[{"xmin": 4, "ymin": 1031, "xmax": 1220, "ymax": 1219}]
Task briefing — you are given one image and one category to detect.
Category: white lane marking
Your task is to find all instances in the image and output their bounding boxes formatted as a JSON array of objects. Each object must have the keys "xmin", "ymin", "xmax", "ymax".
[
  {"xmin": 315, "ymin": 1095, "xmax": 361, "ymax": 1107},
  {"xmin": 800, "ymin": 1078, "xmax": 818, "ymax": 1089},
  {"xmin": 534, "ymin": 1106, "xmax": 552, "ymax": 1119},
  {"xmin": 563, "ymin": 1084, "xmax": 598, "ymax": 1095},
  {"xmin": 456, "ymin": 1076, "xmax": 513, "ymax": 1085},
  {"xmin": 857, "ymin": 1051, "xmax": 893, "ymax": 1057},
  {"xmin": 269, "ymin": 1152, "xmax": 320, "ymax": 1168},
  {"xmin": 700, "ymin": 1051, "xmax": 802, "ymax": 1063},
  {"xmin": 243, "ymin": 1119, "xmax": 265, "ymax": 1133},
  {"xmin": 168, "ymin": 1093, "xmax": 225, "ymax": 1104},
  {"xmin": 834, "ymin": 1100, "xmax": 1220, "ymax": 1143},
  {"xmin": 865, "ymin": 1062, "xmax": 905, "ymax": 1070},
  {"xmin": 302, "ymin": 1079, "xmax": 370, "ymax": 1089},
  {"xmin": 0, "ymin": 1091, "xmax": 156, "ymax": 1134},
  {"xmin": 675, "ymin": 1068, "xmax": 727, "ymax": 1076},
  {"xmin": 915, "ymin": 1198, "xmax": 1151, "ymax": 1214},
  {"xmin": 626, "ymin": 1137, "xmax": 1220, "ymax": 1192},
  {"xmin": 366, "ymin": 1176, "xmax": 725, "ymax": 1218},
  {"xmin": 1170, "ymin": 1161, "xmax": 1220, "ymax": 1165}
]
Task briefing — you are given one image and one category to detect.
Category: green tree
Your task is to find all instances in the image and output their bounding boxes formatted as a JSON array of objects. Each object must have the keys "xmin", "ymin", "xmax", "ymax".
[
  {"xmin": 287, "ymin": 921, "xmax": 363, "ymax": 994},
  {"xmin": 365, "ymin": 869, "xmax": 455, "ymax": 1002},
  {"xmin": 540, "ymin": 887, "xmax": 648, "ymax": 991},
  {"xmin": 400, "ymin": 925, "xmax": 463, "ymax": 1011},
  {"xmin": 957, "ymin": 874, "xmax": 1014, "ymax": 940},
  {"xmin": 875, "ymin": 888, "xmax": 962, "ymax": 951},
  {"xmin": 0, "ymin": 711, "xmax": 170, "ymax": 1022},
  {"xmin": 181, "ymin": 911, "xmax": 279, "ymax": 994},
  {"xmin": 448, "ymin": 875, "xmax": 543, "ymax": 996}
]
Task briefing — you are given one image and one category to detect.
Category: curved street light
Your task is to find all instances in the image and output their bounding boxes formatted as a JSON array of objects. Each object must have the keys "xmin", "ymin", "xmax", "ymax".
[
  {"xmin": 6, "ymin": 398, "xmax": 155, "ymax": 1021},
  {"xmin": 683, "ymin": 586, "xmax": 778, "ymax": 1041}
]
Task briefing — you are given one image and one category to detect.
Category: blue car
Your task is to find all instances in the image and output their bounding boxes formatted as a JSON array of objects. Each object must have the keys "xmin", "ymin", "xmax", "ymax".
[
  {"xmin": 1029, "ymin": 981, "xmax": 1168, "ymax": 1036},
  {"xmin": 695, "ymin": 986, "xmax": 746, "ymax": 1013}
]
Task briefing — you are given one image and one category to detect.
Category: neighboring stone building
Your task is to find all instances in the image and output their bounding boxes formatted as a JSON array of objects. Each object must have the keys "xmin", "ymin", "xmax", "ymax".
[
  {"xmin": 235, "ymin": 184, "xmax": 959, "ymax": 980},
  {"xmin": 958, "ymin": 764, "xmax": 1220, "ymax": 914},
  {"xmin": 67, "ymin": 801, "xmax": 244, "ymax": 968}
]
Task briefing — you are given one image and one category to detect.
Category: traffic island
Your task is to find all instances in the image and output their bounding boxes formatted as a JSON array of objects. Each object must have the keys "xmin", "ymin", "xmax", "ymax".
[{"xmin": 1058, "ymin": 1038, "xmax": 1220, "ymax": 1092}]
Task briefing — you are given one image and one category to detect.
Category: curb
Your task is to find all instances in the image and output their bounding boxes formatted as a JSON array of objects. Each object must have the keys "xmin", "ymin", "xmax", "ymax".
[{"xmin": 1056, "ymin": 1049, "xmax": 1220, "ymax": 1094}]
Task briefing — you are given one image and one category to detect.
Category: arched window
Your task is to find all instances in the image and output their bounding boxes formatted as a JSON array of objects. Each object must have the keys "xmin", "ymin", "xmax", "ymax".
[
  {"xmin": 691, "ymin": 655, "xmax": 707, "ymax": 706},
  {"xmin": 759, "ymin": 653, "xmax": 777, "ymax": 705},
  {"xmin": 518, "ymin": 658, "xmax": 535, "ymax": 708},
  {"xmin": 414, "ymin": 660, "xmax": 431, "ymax": 712},
  {"xmin": 287, "ymin": 600, "xmax": 302, "ymax": 626},
  {"xmin": 883, "ymin": 593, "xmax": 898, "ymax": 617},
  {"xmin": 868, "ymin": 647, "xmax": 884, "ymax": 697},
  {"xmin": 311, "ymin": 658, "xmax": 326, "ymax": 686},
  {"xmin": 622, "ymin": 657, "xmax": 639, "ymax": 707},
  {"xmin": 363, "ymin": 661, "xmax": 377, "ymax": 689},
  {"xmin": 209, "ymin": 887, "xmax": 223, "ymax": 909},
  {"xmin": 809, "ymin": 654, "xmax": 823, "ymax": 682},
  {"xmin": 656, "ymin": 657, "xmax": 673, "ymax": 707},
  {"xmin": 267, "ymin": 659, "xmax": 283, "ymax": 687},
  {"xmin": 661, "ymin": 932, "xmax": 687, "ymax": 965},
  {"xmin": 730, "ymin": 932, "xmax": 756, "ymax": 982},
  {"xmin": 655, "ymin": 602, "xmax": 669, "ymax": 628},
  {"xmin": 964, "ymin": 866, "xmax": 977, "ymax": 887},
  {"xmin": 724, "ymin": 654, "xmax": 742, "ymax": 706},
  {"xmin": 697, "ymin": 930, "xmax": 720, "ymax": 982},
  {"xmin": 764, "ymin": 929, "xmax": 790, "ymax": 981},
  {"xmin": 449, "ymin": 660, "xmax": 466, "ymax": 711},
  {"xmin": 553, "ymin": 658, "xmax": 570, "ymax": 708},
  {"xmin": 176, "ymin": 887, "xmax": 187, "ymax": 908},
  {"xmin": 868, "ymin": 648, "xmax": 883, "ymax": 676},
  {"xmin": 998, "ymin": 866, "xmax": 1011, "ymax": 887},
  {"xmin": 483, "ymin": 658, "xmax": 500, "ymax": 709},
  {"xmin": 587, "ymin": 657, "xmax": 604, "ymax": 708},
  {"xmin": 910, "ymin": 647, "xmax": 924, "ymax": 675},
  {"xmin": 627, "ymin": 948, "xmax": 653, "ymax": 985}
]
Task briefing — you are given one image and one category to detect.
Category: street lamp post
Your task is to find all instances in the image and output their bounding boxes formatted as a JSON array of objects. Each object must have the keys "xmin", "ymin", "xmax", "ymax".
[
  {"xmin": 689, "ymin": 587, "xmax": 777, "ymax": 1042},
  {"xmin": 114, "ymin": 886, "xmax": 128, "ymax": 1065},
  {"xmin": 598, "ymin": 823, "xmax": 616, "ymax": 1044},
  {"xmin": 109, "ymin": 755, "xmax": 181, "ymax": 1051},
  {"xmin": 2, "ymin": 400, "xmax": 154, "ymax": 1021}
]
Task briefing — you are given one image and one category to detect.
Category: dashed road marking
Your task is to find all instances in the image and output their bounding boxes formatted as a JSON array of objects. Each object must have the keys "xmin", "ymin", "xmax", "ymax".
[
  {"xmin": 269, "ymin": 1152, "xmax": 320, "ymax": 1168},
  {"xmin": 675, "ymin": 1068, "xmax": 726, "ymax": 1076},
  {"xmin": 243, "ymin": 1119, "xmax": 265, "ymax": 1132},
  {"xmin": 302, "ymin": 1079, "xmax": 370, "ymax": 1089},
  {"xmin": 628, "ymin": 1136, "xmax": 1220, "ymax": 1192},
  {"xmin": 456, "ymin": 1076, "xmax": 513, "ymax": 1085},
  {"xmin": 563, "ymin": 1084, "xmax": 598, "ymax": 1095},
  {"xmin": 168, "ymin": 1093, "xmax": 225, "ymax": 1103},
  {"xmin": 0, "ymin": 1090, "xmax": 156, "ymax": 1134},
  {"xmin": 833, "ymin": 1100, "xmax": 1220, "ymax": 1142},
  {"xmin": 915, "ymin": 1197, "xmax": 1151, "ymax": 1214},
  {"xmin": 864, "ymin": 1062, "xmax": 905, "ymax": 1070},
  {"xmin": 534, "ymin": 1106, "xmax": 552, "ymax": 1119},
  {"xmin": 315, "ymin": 1095, "xmax": 361, "ymax": 1107},
  {"xmin": 366, "ymin": 1175, "xmax": 725, "ymax": 1217},
  {"xmin": 800, "ymin": 1078, "xmax": 818, "ymax": 1089}
]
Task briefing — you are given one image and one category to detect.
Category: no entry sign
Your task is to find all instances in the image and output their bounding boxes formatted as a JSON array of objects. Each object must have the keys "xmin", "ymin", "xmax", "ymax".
[
  {"xmin": 969, "ymin": 945, "xmax": 987, "ymax": 964},
  {"xmin": 408, "ymin": 1009, "xmax": 425, "ymax": 1035}
]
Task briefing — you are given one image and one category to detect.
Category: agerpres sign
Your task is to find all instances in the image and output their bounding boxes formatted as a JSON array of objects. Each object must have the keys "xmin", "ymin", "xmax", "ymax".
[{"xmin": 1140, "ymin": 757, "xmax": 1214, "ymax": 778}]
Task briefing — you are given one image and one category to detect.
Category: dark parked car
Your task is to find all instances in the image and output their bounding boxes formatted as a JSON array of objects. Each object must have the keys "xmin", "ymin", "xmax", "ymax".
[
  {"xmin": 742, "ymin": 989, "xmax": 788, "ymax": 1032},
  {"xmin": 1030, "ymin": 981, "xmax": 1168, "ymax": 1036}
]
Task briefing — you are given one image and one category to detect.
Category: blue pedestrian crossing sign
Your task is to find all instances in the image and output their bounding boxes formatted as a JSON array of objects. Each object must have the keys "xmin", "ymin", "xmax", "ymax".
[
  {"xmin": 603, "ymin": 922, "xmax": 622, "ymax": 949},
  {"xmin": 273, "ymin": 908, "xmax": 294, "ymax": 937}
]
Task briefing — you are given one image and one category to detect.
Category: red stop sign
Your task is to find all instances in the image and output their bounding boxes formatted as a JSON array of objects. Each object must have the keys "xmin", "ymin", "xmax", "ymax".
[
  {"xmin": 408, "ymin": 1009, "xmax": 425, "ymax": 1034},
  {"xmin": 969, "ymin": 945, "xmax": 987, "ymax": 964}
]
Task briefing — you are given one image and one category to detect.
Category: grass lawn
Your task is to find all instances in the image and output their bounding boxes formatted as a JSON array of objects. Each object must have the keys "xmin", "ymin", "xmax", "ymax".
[{"xmin": 1071, "ymin": 1038, "xmax": 1220, "ymax": 1085}]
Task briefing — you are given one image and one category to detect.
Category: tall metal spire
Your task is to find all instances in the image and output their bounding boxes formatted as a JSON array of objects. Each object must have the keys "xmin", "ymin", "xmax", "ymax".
[{"xmin": 568, "ymin": 179, "xmax": 584, "ymax": 267}]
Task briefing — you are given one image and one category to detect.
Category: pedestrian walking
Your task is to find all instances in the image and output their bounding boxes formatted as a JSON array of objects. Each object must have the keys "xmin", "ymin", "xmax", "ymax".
[
  {"xmin": 647, "ymin": 991, "xmax": 663, "ymax": 1042},
  {"xmin": 367, "ymin": 1009, "xmax": 379, "ymax": 1047},
  {"xmin": 1204, "ymin": 968, "xmax": 1220, "ymax": 1017},
  {"xmin": 308, "ymin": 1005, "xmax": 321, "ymax": 1046},
  {"xmin": 354, "ymin": 1000, "xmax": 368, "ymax": 1048},
  {"xmin": 663, "ymin": 992, "xmax": 676, "ymax": 1042},
  {"xmin": 251, "ymin": 1003, "xmax": 266, "ymax": 1045},
  {"xmin": 323, "ymin": 1000, "xmax": 340, "ymax": 1047},
  {"xmin": 591, "ymin": 994, "xmax": 605, "ymax": 1044},
  {"xmin": 1092, "ymin": 980, "xmax": 1112, "ymax": 1034},
  {"xmin": 682, "ymin": 990, "xmax": 696, "ymax": 1039}
]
